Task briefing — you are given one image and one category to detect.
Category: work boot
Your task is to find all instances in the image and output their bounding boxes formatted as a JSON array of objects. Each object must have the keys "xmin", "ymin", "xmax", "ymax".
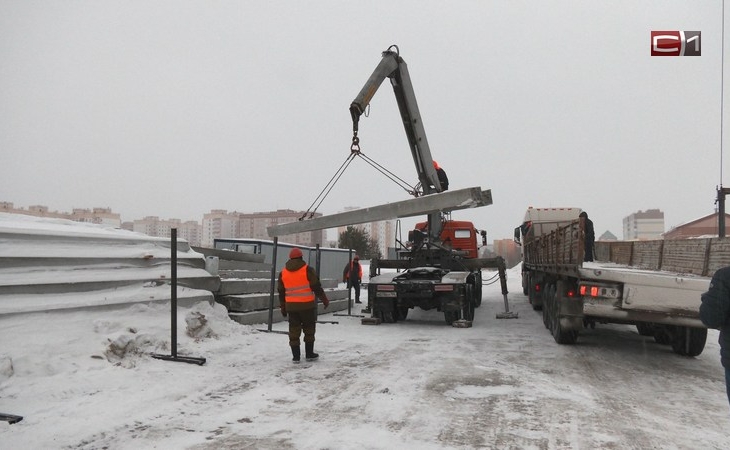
[
  {"xmin": 355, "ymin": 299, "xmax": 362, "ymax": 304},
  {"xmin": 291, "ymin": 346, "xmax": 300, "ymax": 363},
  {"xmin": 305, "ymin": 342, "xmax": 319, "ymax": 361}
]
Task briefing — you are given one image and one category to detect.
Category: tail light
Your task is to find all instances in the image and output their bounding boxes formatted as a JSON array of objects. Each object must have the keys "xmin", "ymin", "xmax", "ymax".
[
  {"xmin": 579, "ymin": 283, "xmax": 620, "ymax": 299},
  {"xmin": 376, "ymin": 285, "xmax": 395, "ymax": 291},
  {"xmin": 434, "ymin": 285, "xmax": 454, "ymax": 292}
]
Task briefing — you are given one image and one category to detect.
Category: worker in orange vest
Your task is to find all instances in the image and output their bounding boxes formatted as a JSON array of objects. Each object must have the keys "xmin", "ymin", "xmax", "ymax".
[
  {"xmin": 342, "ymin": 254, "xmax": 363, "ymax": 304},
  {"xmin": 277, "ymin": 247, "xmax": 330, "ymax": 362}
]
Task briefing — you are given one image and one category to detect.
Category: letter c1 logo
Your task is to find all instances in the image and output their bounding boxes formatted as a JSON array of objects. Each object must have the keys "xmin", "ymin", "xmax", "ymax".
[{"xmin": 651, "ymin": 31, "xmax": 701, "ymax": 56}]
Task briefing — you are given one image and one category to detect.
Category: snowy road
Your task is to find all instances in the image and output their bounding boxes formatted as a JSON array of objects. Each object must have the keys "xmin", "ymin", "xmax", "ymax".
[{"xmin": 1, "ymin": 269, "xmax": 729, "ymax": 449}]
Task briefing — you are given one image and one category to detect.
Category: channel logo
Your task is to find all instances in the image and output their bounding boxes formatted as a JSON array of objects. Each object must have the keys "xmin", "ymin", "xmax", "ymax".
[{"xmin": 651, "ymin": 31, "xmax": 701, "ymax": 56}]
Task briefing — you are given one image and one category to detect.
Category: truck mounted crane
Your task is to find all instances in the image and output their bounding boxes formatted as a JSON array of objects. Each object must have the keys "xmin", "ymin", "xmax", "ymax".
[{"xmin": 351, "ymin": 45, "xmax": 512, "ymax": 325}]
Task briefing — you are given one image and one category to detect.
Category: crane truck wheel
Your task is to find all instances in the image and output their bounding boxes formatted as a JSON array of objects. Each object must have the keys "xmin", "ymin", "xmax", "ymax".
[
  {"xmin": 396, "ymin": 306, "xmax": 409, "ymax": 321},
  {"xmin": 462, "ymin": 284, "xmax": 475, "ymax": 321},
  {"xmin": 444, "ymin": 311, "xmax": 459, "ymax": 325},
  {"xmin": 467, "ymin": 275, "xmax": 482, "ymax": 308},
  {"xmin": 474, "ymin": 278, "xmax": 483, "ymax": 308},
  {"xmin": 670, "ymin": 326, "xmax": 707, "ymax": 357},
  {"xmin": 373, "ymin": 301, "xmax": 396, "ymax": 323},
  {"xmin": 551, "ymin": 280, "xmax": 578, "ymax": 345},
  {"xmin": 381, "ymin": 310, "xmax": 395, "ymax": 323}
]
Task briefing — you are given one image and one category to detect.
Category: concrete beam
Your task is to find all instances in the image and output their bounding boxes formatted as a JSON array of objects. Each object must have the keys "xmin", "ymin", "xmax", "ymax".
[{"xmin": 267, "ymin": 186, "xmax": 492, "ymax": 237}]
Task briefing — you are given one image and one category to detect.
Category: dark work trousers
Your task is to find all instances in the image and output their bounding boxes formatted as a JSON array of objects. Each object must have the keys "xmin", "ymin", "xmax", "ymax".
[
  {"xmin": 584, "ymin": 241, "xmax": 594, "ymax": 262},
  {"xmin": 349, "ymin": 280, "xmax": 361, "ymax": 302},
  {"xmin": 287, "ymin": 307, "xmax": 317, "ymax": 348}
]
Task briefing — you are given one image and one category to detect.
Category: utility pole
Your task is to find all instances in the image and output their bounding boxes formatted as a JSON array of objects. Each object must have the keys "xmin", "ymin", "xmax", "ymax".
[{"xmin": 718, "ymin": 186, "xmax": 730, "ymax": 238}]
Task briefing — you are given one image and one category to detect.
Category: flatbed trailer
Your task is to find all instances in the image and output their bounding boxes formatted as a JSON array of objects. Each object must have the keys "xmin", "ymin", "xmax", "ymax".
[{"xmin": 518, "ymin": 217, "xmax": 730, "ymax": 356}]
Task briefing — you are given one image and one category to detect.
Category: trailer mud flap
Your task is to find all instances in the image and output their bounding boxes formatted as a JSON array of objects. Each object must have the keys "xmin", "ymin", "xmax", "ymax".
[
  {"xmin": 561, "ymin": 297, "xmax": 584, "ymax": 331},
  {"xmin": 560, "ymin": 316, "xmax": 583, "ymax": 331}
]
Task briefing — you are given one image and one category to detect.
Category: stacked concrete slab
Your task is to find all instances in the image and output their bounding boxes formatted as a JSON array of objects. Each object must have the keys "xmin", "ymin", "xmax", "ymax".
[
  {"xmin": 193, "ymin": 246, "xmax": 350, "ymax": 325},
  {"xmin": 0, "ymin": 213, "xmax": 351, "ymax": 321},
  {"xmin": 0, "ymin": 213, "xmax": 218, "ymax": 315}
]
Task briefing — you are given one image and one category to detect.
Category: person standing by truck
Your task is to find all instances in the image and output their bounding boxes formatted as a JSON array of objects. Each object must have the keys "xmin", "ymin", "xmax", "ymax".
[
  {"xmin": 699, "ymin": 267, "xmax": 730, "ymax": 407},
  {"xmin": 579, "ymin": 211, "xmax": 595, "ymax": 262},
  {"xmin": 278, "ymin": 247, "xmax": 330, "ymax": 362},
  {"xmin": 343, "ymin": 254, "xmax": 363, "ymax": 304}
]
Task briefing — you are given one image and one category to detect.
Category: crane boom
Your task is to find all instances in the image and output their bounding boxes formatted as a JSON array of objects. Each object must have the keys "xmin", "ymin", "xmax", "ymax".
[
  {"xmin": 350, "ymin": 45, "xmax": 444, "ymax": 239},
  {"xmin": 349, "ymin": 46, "xmax": 442, "ymax": 198}
]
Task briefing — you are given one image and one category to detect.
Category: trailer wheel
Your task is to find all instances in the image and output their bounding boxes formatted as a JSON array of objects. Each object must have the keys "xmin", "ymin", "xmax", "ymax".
[
  {"xmin": 652, "ymin": 325, "xmax": 673, "ymax": 345},
  {"xmin": 636, "ymin": 322, "xmax": 654, "ymax": 336},
  {"xmin": 552, "ymin": 280, "xmax": 578, "ymax": 345},
  {"xmin": 523, "ymin": 272, "xmax": 529, "ymax": 296},
  {"xmin": 528, "ymin": 275, "xmax": 542, "ymax": 311},
  {"xmin": 542, "ymin": 283, "xmax": 553, "ymax": 329},
  {"xmin": 671, "ymin": 326, "xmax": 707, "ymax": 357}
]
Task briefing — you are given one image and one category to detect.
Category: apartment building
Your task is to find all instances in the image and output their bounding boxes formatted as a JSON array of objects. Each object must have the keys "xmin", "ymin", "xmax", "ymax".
[
  {"xmin": 623, "ymin": 209, "xmax": 664, "ymax": 240},
  {"xmin": 0, "ymin": 202, "xmax": 121, "ymax": 227},
  {"xmin": 201, "ymin": 210, "xmax": 240, "ymax": 248},
  {"xmin": 132, "ymin": 216, "xmax": 202, "ymax": 246},
  {"xmin": 201, "ymin": 209, "xmax": 325, "ymax": 248}
]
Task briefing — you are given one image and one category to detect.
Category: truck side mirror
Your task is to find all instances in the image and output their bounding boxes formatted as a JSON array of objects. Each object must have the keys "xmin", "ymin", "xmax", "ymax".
[
  {"xmin": 513, "ymin": 227, "xmax": 522, "ymax": 246},
  {"xmin": 480, "ymin": 230, "xmax": 487, "ymax": 246}
]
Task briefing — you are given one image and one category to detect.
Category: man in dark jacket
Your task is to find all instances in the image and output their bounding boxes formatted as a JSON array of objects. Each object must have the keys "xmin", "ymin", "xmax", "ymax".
[
  {"xmin": 343, "ymin": 255, "xmax": 363, "ymax": 304},
  {"xmin": 579, "ymin": 211, "xmax": 595, "ymax": 262},
  {"xmin": 700, "ymin": 266, "xmax": 730, "ymax": 406},
  {"xmin": 433, "ymin": 160, "xmax": 449, "ymax": 191},
  {"xmin": 277, "ymin": 247, "xmax": 330, "ymax": 363}
]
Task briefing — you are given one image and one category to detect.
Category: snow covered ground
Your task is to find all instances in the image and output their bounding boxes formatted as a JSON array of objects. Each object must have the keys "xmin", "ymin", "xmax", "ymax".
[{"xmin": 1, "ymin": 264, "xmax": 729, "ymax": 449}]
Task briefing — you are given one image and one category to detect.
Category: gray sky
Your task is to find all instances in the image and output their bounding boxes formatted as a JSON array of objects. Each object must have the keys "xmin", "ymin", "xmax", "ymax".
[{"xmin": 0, "ymin": 0, "xmax": 727, "ymax": 241}]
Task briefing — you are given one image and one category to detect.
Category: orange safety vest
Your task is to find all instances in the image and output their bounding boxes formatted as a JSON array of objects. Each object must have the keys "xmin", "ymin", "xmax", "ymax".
[
  {"xmin": 281, "ymin": 265, "xmax": 315, "ymax": 303},
  {"xmin": 344, "ymin": 261, "xmax": 363, "ymax": 280}
]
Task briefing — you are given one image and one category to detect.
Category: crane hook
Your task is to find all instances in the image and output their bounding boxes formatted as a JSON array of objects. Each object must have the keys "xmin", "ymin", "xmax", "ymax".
[{"xmin": 350, "ymin": 134, "xmax": 361, "ymax": 155}]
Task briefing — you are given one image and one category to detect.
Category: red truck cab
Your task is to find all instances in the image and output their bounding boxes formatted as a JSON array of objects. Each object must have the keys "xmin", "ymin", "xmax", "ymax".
[{"xmin": 413, "ymin": 220, "xmax": 479, "ymax": 259}]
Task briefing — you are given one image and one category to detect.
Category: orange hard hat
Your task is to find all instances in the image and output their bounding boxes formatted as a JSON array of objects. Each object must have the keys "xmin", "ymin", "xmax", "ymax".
[
  {"xmin": 432, "ymin": 160, "xmax": 440, "ymax": 169},
  {"xmin": 289, "ymin": 248, "xmax": 303, "ymax": 259},
  {"xmin": 354, "ymin": 254, "xmax": 359, "ymax": 260}
]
